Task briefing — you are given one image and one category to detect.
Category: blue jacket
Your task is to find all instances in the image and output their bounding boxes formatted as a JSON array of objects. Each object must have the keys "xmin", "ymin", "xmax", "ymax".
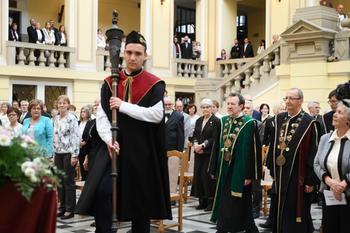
[{"xmin": 22, "ymin": 116, "xmax": 54, "ymax": 157}]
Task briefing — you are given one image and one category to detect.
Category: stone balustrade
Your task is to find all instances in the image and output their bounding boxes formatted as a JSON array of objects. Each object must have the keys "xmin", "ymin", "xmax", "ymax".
[
  {"xmin": 172, "ymin": 58, "xmax": 208, "ymax": 78},
  {"xmin": 6, "ymin": 41, "xmax": 76, "ymax": 69},
  {"xmin": 96, "ymin": 50, "xmax": 152, "ymax": 72},
  {"xmin": 215, "ymin": 40, "xmax": 282, "ymax": 98}
]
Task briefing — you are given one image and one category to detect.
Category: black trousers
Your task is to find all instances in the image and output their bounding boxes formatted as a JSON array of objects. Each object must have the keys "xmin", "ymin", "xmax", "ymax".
[
  {"xmin": 55, "ymin": 153, "xmax": 76, "ymax": 213},
  {"xmin": 321, "ymin": 194, "xmax": 350, "ymax": 233},
  {"xmin": 93, "ymin": 165, "xmax": 150, "ymax": 233},
  {"xmin": 251, "ymin": 179, "xmax": 262, "ymax": 212}
]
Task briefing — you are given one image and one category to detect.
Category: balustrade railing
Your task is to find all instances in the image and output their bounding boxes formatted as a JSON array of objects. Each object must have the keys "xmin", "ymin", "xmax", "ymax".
[
  {"xmin": 172, "ymin": 58, "xmax": 208, "ymax": 78},
  {"xmin": 6, "ymin": 41, "xmax": 76, "ymax": 69},
  {"xmin": 216, "ymin": 40, "xmax": 282, "ymax": 99},
  {"xmin": 96, "ymin": 50, "xmax": 152, "ymax": 72}
]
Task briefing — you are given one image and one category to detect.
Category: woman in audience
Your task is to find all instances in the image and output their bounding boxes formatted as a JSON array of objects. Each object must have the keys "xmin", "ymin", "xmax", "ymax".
[
  {"xmin": 78, "ymin": 106, "xmax": 91, "ymax": 181},
  {"xmin": 53, "ymin": 95, "xmax": 79, "ymax": 220},
  {"xmin": 211, "ymin": 100, "xmax": 222, "ymax": 118},
  {"xmin": 7, "ymin": 107, "xmax": 22, "ymax": 137},
  {"xmin": 43, "ymin": 21, "xmax": 55, "ymax": 45},
  {"xmin": 186, "ymin": 103, "xmax": 200, "ymax": 142},
  {"xmin": 22, "ymin": 99, "xmax": 53, "ymax": 157},
  {"xmin": 262, "ymin": 102, "xmax": 285, "ymax": 147},
  {"xmin": 56, "ymin": 25, "xmax": 67, "ymax": 46},
  {"xmin": 42, "ymin": 104, "xmax": 48, "ymax": 113},
  {"xmin": 173, "ymin": 37, "xmax": 181, "ymax": 58},
  {"xmin": 11, "ymin": 23, "xmax": 21, "ymax": 42},
  {"xmin": 260, "ymin": 103, "xmax": 272, "ymax": 124},
  {"xmin": 34, "ymin": 22, "xmax": 45, "ymax": 44},
  {"xmin": 191, "ymin": 99, "xmax": 220, "ymax": 212},
  {"xmin": 0, "ymin": 102, "xmax": 10, "ymax": 126},
  {"xmin": 97, "ymin": 29, "xmax": 106, "ymax": 50},
  {"xmin": 314, "ymin": 99, "xmax": 350, "ymax": 233},
  {"xmin": 51, "ymin": 109, "xmax": 58, "ymax": 124},
  {"xmin": 257, "ymin": 39, "xmax": 265, "ymax": 54}
]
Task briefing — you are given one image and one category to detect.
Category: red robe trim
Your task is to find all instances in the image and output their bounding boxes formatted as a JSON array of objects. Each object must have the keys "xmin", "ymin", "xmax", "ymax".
[
  {"xmin": 296, "ymin": 126, "xmax": 312, "ymax": 222},
  {"xmin": 105, "ymin": 70, "xmax": 161, "ymax": 104}
]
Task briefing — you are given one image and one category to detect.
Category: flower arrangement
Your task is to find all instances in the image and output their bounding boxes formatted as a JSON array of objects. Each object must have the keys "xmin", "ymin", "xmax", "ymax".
[{"xmin": 0, "ymin": 126, "xmax": 61, "ymax": 202}]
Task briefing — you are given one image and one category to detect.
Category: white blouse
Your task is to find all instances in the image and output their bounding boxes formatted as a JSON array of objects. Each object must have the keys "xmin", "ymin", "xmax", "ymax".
[
  {"xmin": 43, "ymin": 28, "xmax": 55, "ymax": 45},
  {"xmin": 0, "ymin": 114, "xmax": 9, "ymax": 127},
  {"xmin": 97, "ymin": 35, "xmax": 106, "ymax": 49},
  {"xmin": 257, "ymin": 46, "xmax": 265, "ymax": 54},
  {"xmin": 327, "ymin": 129, "xmax": 350, "ymax": 184},
  {"xmin": 11, "ymin": 124, "xmax": 23, "ymax": 138},
  {"xmin": 79, "ymin": 121, "xmax": 87, "ymax": 144},
  {"xmin": 61, "ymin": 33, "xmax": 66, "ymax": 44},
  {"xmin": 53, "ymin": 114, "xmax": 79, "ymax": 157},
  {"xmin": 189, "ymin": 114, "xmax": 200, "ymax": 137},
  {"xmin": 36, "ymin": 30, "xmax": 44, "ymax": 43}
]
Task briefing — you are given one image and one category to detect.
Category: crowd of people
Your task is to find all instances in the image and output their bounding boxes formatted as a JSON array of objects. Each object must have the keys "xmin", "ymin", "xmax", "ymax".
[{"xmin": 173, "ymin": 36, "xmax": 202, "ymax": 60}]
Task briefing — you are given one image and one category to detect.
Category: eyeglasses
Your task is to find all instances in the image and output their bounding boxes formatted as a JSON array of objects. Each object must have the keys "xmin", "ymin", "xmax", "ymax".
[
  {"xmin": 164, "ymin": 104, "xmax": 173, "ymax": 106},
  {"xmin": 328, "ymin": 100, "xmax": 339, "ymax": 104},
  {"xmin": 8, "ymin": 114, "xmax": 17, "ymax": 117},
  {"xmin": 201, "ymin": 106, "xmax": 211, "ymax": 109},
  {"xmin": 32, "ymin": 107, "xmax": 41, "ymax": 111},
  {"xmin": 283, "ymin": 97, "xmax": 301, "ymax": 102}
]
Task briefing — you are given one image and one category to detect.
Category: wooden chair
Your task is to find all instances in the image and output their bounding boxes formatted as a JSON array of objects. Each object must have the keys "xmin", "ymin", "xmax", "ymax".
[
  {"xmin": 181, "ymin": 142, "xmax": 195, "ymax": 203},
  {"xmin": 75, "ymin": 163, "xmax": 81, "ymax": 181},
  {"xmin": 151, "ymin": 150, "xmax": 185, "ymax": 232},
  {"xmin": 261, "ymin": 146, "xmax": 273, "ymax": 216}
]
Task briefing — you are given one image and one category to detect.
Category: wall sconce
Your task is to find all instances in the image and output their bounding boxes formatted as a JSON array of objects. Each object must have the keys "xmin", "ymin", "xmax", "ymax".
[{"xmin": 161, "ymin": 0, "xmax": 165, "ymax": 5}]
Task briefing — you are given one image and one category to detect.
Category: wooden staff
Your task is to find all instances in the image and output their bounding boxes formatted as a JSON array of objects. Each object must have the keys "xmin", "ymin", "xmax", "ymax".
[{"xmin": 105, "ymin": 10, "xmax": 124, "ymax": 233}]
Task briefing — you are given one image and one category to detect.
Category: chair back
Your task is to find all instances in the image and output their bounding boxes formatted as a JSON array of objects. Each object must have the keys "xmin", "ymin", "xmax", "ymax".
[
  {"xmin": 188, "ymin": 146, "xmax": 195, "ymax": 173},
  {"xmin": 185, "ymin": 141, "xmax": 193, "ymax": 172},
  {"xmin": 167, "ymin": 150, "xmax": 186, "ymax": 194}
]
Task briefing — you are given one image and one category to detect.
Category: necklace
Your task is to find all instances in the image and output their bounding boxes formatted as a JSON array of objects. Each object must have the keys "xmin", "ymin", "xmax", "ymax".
[
  {"xmin": 276, "ymin": 110, "xmax": 305, "ymax": 166},
  {"xmin": 221, "ymin": 114, "xmax": 246, "ymax": 162}
]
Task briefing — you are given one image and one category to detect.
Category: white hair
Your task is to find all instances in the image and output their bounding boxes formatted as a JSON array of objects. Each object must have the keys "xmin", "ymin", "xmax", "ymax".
[{"xmin": 200, "ymin": 99, "xmax": 213, "ymax": 107}]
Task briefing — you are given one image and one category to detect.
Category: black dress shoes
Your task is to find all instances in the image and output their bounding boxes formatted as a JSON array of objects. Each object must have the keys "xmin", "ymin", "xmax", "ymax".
[
  {"xmin": 90, "ymin": 222, "xmax": 96, "ymax": 227},
  {"xmin": 252, "ymin": 211, "xmax": 260, "ymax": 219},
  {"xmin": 171, "ymin": 201, "xmax": 176, "ymax": 206},
  {"xmin": 57, "ymin": 211, "xmax": 65, "ymax": 217},
  {"xmin": 126, "ymin": 229, "xmax": 132, "ymax": 233},
  {"xmin": 61, "ymin": 212, "xmax": 74, "ymax": 220},
  {"xmin": 259, "ymin": 220, "xmax": 273, "ymax": 229}
]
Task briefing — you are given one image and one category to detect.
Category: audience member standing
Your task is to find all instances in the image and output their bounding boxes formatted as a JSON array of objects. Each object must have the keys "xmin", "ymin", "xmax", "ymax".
[
  {"xmin": 97, "ymin": 29, "xmax": 106, "ymax": 50},
  {"xmin": 323, "ymin": 90, "xmax": 341, "ymax": 134},
  {"xmin": 12, "ymin": 100, "xmax": 19, "ymax": 109},
  {"xmin": 78, "ymin": 106, "xmax": 91, "ymax": 181},
  {"xmin": 49, "ymin": 19, "xmax": 58, "ymax": 35},
  {"xmin": 180, "ymin": 35, "xmax": 193, "ymax": 59},
  {"xmin": 175, "ymin": 100, "xmax": 191, "ymax": 151},
  {"xmin": 1, "ymin": 102, "xmax": 10, "ymax": 127},
  {"xmin": 27, "ymin": 18, "xmax": 36, "ymax": 43},
  {"xmin": 272, "ymin": 34, "xmax": 279, "ymax": 45},
  {"xmin": 230, "ymin": 38, "xmax": 242, "ymax": 59},
  {"xmin": 242, "ymin": 38, "xmax": 254, "ymax": 58},
  {"xmin": 314, "ymin": 99, "xmax": 350, "ymax": 233},
  {"xmin": 337, "ymin": 5, "xmax": 348, "ymax": 31},
  {"xmin": 33, "ymin": 22, "xmax": 45, "ymax": 44},
  {"xmin": 11, "ymin": 23, "xmax": 21, "ymax": 42},
  {"xmin": 308, "ymin": 100, "xmax": 323, "ymax": 133},
  {"xmin": 267, "ymin": 88, "xmax": 320, "ymax": 233},
  {"xmin": 22, "ymin": 99, "xmax": 53, "ymax": 157},
  {"xmin": 194, "ymin": 41, "xmax": 201, "ymax": 60},
  {"xmin": 244, "ymin": 95, "xmax": 261, "ymax": 121},
  {"xmin": 8, "ymin": 17, "xmax": 15, "ymax": 41},
  {"xmin": 173, "ymin": 37, "xmax": 181, "ymax": 58},
  {"xmin": 186, "ymin": 104, "xmax": 200, "ymax": 142},
  {"xmin": 7, "ymin": 107, "xmax": 22, "ymax": 137},
  {"xmin": 19, "ymin": 100, "xmax": 30, "ymax": 124},
  {"xmin": 56, "ymin": 25, "xmax": 68, "ymax": 46},
  {"xmin": 43, "ymin": 22, "xmax": 55, "ymax": 45},
  {"xmin": 191, "ymin": 99, "xmax": 220, "ymax": 212},
  {"xmin": 54, "ymin": 95, "xmax": 79, "ymax": 220},
  {"xmin": 257, "ymin": 39, "xmax": 265, "ymax": 55},
  {"xmin": 212, "ymin": 100, "xmax": 222, "ymax": 118},
  {"xmin": 260, "ymin": 103, "xmax": 272, "ymax": 126}
]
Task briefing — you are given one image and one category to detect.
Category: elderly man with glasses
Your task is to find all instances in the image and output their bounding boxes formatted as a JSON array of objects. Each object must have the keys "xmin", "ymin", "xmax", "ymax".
[
  {"xmin": 266, "ymin": 88, "xmax": 321, "ymax": 233},
  {"xmin": 322, "ymin": 90, "xmax": 342, "ymax": 134}
]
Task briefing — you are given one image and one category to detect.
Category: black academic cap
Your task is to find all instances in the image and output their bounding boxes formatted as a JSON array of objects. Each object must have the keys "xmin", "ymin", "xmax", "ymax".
[{"xmin": 125, "ymin": 30, "xmax": 147, "ymax": 50}]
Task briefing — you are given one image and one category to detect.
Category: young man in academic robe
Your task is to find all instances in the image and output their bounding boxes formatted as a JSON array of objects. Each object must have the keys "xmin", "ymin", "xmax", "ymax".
[
  {"xmin": 209, "ymin": 93, "xmax": 261, "ymax": 233},
  {"xmin": 75, "ymin": 31, "xmax": 172, "ymax": 233},
  {"xmin": 267, "ymin": 88, "xmax": 320, "ymax": 233}
]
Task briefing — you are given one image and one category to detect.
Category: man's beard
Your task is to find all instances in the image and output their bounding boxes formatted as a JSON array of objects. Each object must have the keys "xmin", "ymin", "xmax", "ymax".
[{"xmin": 165, "ymin": 110, "xmax": 172, "ymax": 114}]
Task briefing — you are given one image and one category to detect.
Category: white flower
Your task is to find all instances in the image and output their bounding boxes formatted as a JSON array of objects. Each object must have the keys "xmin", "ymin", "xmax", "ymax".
[
  {"xmin": 0, "ymin": 134, "xmax": 11, "ymax": 146},
  {"xmin": 29, "ymin": 175, "xmax": 38, "ymax": 183},
  {"xmin": 20, "ymin": 142, "xmax": 28, "ymax": 148},
  {"xmin": 21, "ymin": 161, "xmax": 34, "ymax": 172},
  {"xmin": 33, "ymin": 157, "xmax": 42, "ymax": 167},
  {"xmin": 24, "ymin": 167, "xmax": 36, "ymax": 177}
]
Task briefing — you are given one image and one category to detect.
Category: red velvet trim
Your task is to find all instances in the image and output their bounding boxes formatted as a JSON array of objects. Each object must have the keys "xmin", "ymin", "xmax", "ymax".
[{"xmin": 105, "ymin": 70, "xmax": 160, "ymax": 104}]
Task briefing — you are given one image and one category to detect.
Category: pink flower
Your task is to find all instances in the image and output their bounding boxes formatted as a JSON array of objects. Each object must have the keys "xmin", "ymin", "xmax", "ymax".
[
  {"xmin": 1, "ymin": 129, "xmax": 11, "ymax": 137},
  {"xmin": 21, "ymin": 135, "xmax": 34, "ymax": 144}
]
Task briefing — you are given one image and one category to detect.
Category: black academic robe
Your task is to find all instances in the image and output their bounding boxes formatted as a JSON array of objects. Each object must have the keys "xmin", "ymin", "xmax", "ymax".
[
  {"xmin": 191, "ymin": 114, "xmax": 220, "ymax": 199},
  {"xmin": 267, "ymin": 111, "xmax": 320, "ymax": 233},
  {"xmin": 322, "ymin": 111, "xmax": 334, "ymax": 134},
  {"xmin": 76, "ymin": 69, "xmax": 172, "ymax": 222},
  {"xmin": 77, "ymin": 120, "xmax": 91, "ymax": 181},
  {"xmin": 165, "ymin": 111, "xmax": 184, "ymax": 152}
]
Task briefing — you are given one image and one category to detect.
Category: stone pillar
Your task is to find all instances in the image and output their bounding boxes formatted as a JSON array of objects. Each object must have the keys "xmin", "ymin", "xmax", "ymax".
[
  {"xmin": 0, "ymin": 76, "xmax": 10, "ymax": 103},
  {"xmin": 140, "ymin": 0, "xmax": 173, "ymax": 78},
  {"xmin": 75, "ymin": 0, "xmax": 98, "ymax": 72},
  {"xmin": 194, "ymin": 78, "xmax": 222, "ymax": 115}
]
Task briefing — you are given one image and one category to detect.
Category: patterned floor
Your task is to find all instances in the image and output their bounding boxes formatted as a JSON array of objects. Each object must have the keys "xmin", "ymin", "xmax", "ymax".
[{"xmin": 56, "ymin": 189, "xmax": 322, "ymax": 233}]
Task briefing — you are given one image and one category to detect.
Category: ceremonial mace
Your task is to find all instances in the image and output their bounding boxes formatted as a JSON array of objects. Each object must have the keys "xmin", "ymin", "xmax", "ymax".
[{"xmin": 106, "ymin": 10, "xmax": 124, "ymax": 233}]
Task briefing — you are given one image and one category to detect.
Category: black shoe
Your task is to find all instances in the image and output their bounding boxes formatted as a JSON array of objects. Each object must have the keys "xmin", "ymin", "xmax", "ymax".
[
  {"xmin": 259, "ymin": 221, "xmax": 273, "ymax": 229},
  {"xmin": 252, "ymin": 211, "xmax": 260, "ymax": 219},
  {"xmin": 57, "ymin": 211, "xmax": 65, "ymax": 217},
  {"xmin": 61, "ymin": 212, "xmax": 74, "ymax": 220},
  {"xmin": 171, "ymin": 201, "xmax": 176, "ymax": 206},
  {"xmin": 90, "ymin": 222, "xmax": 96, "ymax": 227},
  {"xmin": 204, "ymin": 199, "xmax": 213, "ymax": 211},
  {"xmin": 126, "ymin": 230, "xmax": 132, "ymax": 233},
  {"xmin": 196, "ymin": 198, "xmax": 207, "ymax": 210},
  {"xmin": 246, "ymin": 226, "xmax": 259, "ymax": 233}
]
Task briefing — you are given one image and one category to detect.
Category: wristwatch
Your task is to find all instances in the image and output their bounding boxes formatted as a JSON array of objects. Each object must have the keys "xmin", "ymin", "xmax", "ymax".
[{"xmin": 202, "ymin": 144, "xmax": 205, "ymax": 148}]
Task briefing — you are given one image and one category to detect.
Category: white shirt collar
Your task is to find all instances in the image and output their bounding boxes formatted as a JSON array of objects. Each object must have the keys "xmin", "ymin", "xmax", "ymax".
[{"xmin": 329, "ymin": 128, "xmax": 350, "ymax": 142}]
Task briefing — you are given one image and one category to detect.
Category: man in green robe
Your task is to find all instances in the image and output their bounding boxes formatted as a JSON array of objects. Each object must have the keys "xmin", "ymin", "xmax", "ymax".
[{"xmin": 209, "ymin": 93, "xmax": 262, "ymax": 233}]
